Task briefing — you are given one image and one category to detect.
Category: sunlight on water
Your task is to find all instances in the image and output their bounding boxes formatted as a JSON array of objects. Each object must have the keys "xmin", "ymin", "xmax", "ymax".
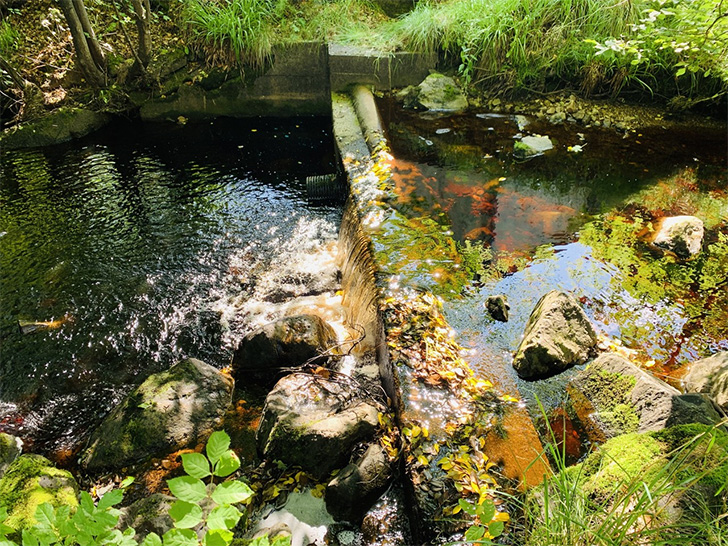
[{"xmin": 0, "ymin": 117, "xmax": 340, "ymax": 453}]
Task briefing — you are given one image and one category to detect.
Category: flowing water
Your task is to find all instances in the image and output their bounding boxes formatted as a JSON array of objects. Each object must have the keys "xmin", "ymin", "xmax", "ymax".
[
  {"xmin": 377, "ymin": 98, "xmax": 728, "ymax": 459},
  {"xmin": 0, "ymin": 117, "xmax": 341, "ymax": 455}
]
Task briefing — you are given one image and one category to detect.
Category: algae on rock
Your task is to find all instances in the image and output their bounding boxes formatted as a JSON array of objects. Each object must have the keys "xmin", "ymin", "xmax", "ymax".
[{"xmin": 0, "ymin": 454, "xmax": 79, "ymax": 532}]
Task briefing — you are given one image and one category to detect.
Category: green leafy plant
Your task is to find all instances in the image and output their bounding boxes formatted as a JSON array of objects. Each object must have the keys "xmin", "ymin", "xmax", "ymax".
[
  {"xmin": 455, "ymin": 498, "xmax": 506, "ymax": 544},
  {"xmin": 0, "ymin": 432, "xmax": 266, "ymax": 546},
  {"xmin": 0, "ymin": 477, "xmax": 135, "ymax": 546},
  {"xmin": 149, "ymin": 430, "xmax": 253, "ymax": 546}
]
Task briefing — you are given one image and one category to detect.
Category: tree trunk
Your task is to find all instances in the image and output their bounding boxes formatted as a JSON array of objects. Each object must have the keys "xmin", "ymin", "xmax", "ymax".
[
  {"xmin": 57, "ymin": 0, "xmax": 106, "ymax": 87},
  {"xmin": 130, "ymin": 0, "xmax": 152, "ymax": 69}
]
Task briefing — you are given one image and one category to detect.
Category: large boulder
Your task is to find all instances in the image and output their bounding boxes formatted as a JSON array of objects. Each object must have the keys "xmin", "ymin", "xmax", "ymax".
[
  {"xmin": 651, "ymin": 216, "xmax": 704, "ymax": 259},
  {"xmin": 0, "ymin": 454, "xmax": 79, "ymax": 532},
  {"xmin": 233, "ymin": 315, "xmax": 337, "ymax": 386},
  {"xmin": 568, "ymin": 353, "xmax": 721, "ymax": 440},
  {"xmin": 256, "ymin": 373, "xmax": 381, "ymax": 480},
  {"xmin": 682, "ymin": 351, "xmax": 728, "ymax": 414},
  {"xmin": 512, "ymin": 291, "xmax": 598, "ymax": 380},
  {"xmin": 325, "ymin": 443, "xmax": 393, "ymax": 523},
  {"xmin": 0, "ymin": 433, "xmax": 22, "ymax": 479},
  {"xmin": 81, "ymin": 358, "xmax": 233, "ymax": 472},
  {"xmin": 416, "ymin": 73, "xmax": 468, "ymax": 112}
]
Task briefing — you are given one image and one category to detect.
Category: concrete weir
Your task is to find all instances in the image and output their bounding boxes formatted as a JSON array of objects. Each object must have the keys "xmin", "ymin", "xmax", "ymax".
[{"xmin": 333, "ymin": 85, "xmax": 550, "ymax": 541}]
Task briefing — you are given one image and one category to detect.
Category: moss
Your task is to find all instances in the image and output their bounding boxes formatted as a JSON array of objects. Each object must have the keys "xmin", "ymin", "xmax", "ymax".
[
  {"xmin": 0, "ymin": 455, "xmax": 79, "ymax": 531},
  {"xmin": 578, "ymin": 433, "xmax": 665, "ymax": 500},
  {"xmin": 600, "ymin": 403, "xmax": 639, "ymax": 434},
  {"xmin": 652, "ymin": 424, "xmax": 728, "ymax": 499}
]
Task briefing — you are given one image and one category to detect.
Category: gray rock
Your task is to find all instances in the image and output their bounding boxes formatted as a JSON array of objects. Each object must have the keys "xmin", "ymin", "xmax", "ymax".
[
  {"xmin": 257, "ymin": 373, "xmax": 381, "ymax": 480},
  {"xmin": 326, "ymin": 443, "xmax": 393, "ymax": 522},
  {"xmin": 513, "ymin": 290, "xmax": 597, "ymax": 380},
  {"xmin": 485, "ymin": 294, "xmax": 509, "ymax": 322},
  {"xmin": 117, "ymin": 494, "xmax": 175, "ymax": 540},
  {"xmin": 569, "ymin": 353, "xmax": 722, "ymax": 440},
  {"xmin": 81, "ymin": 358, "xmax": 233, "ymax": 472},
  {"xmin": 683, "ymin": 351, "xmax": 728, "ymax": 414},
  {"xmin": 0, "ymin": 108, "xmax": 110, "ymax": 149},
  {"xmin": 0, "ymin": 433, "xmax": 22, "ymax": 479},
  {"xmin": 0, "ymin": 454, "xmax": 79, "ymax": 531},
  {"xmin": 652, "ymin": 216, "xmax": 704, "ymax": 258},
  {"xmin": 233, "ymin": 314, "xmax": 338, "ymax": 386},
  {"xmin": 416, "ymin": 74, "xmax": 468, "ymax": 112},
  {"xmin": 513, "ymin": 135, "xmax": 553, "ymax": 159}
]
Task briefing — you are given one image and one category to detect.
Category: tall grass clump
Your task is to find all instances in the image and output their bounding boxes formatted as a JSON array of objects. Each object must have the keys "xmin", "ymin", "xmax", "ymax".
[
  {"xmin": 522, "ymin": 408, "xmax": 728, "ymax": 546},
  {"xmin": 182, "ymin": 0, "xmax": 288, "ymax": 68},
  {"xmin": 387, "ymin": 0, "xmax": 643, "ymax": 93},
  {"xmin": 0, "ymin": 19, "xmax": 19, "ymax": 57}
]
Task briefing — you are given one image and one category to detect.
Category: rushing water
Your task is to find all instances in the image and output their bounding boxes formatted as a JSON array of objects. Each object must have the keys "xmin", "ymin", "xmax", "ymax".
[
  {"xmin": 0, "ymin": 117, "xmax": 341, "ymax": 454},
  {"xmin": 378, "ymin": 99, "xmax": 728, "ymax": 458}
]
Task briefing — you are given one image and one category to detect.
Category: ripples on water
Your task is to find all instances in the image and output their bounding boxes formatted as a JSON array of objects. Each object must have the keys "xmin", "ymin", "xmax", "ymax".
[{"xmin": 0, "ymin": 117, "xmax": 341, "ymax": 452}]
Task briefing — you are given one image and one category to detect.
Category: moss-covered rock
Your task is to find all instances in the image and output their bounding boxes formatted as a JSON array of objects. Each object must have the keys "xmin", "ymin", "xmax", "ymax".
[
  {"xmin": 0, "ymin": 433, "xmax": 22, "ymax": 478},
  {"xmin": 577, "ymin": 433, "xmax": 666, "ymax": 501},
  {"xmin": 81, "ymin": 358, "xmax": 233, "ymax": 472},
  {"xmin": 0, "ymin": 108, "xmax": 110, "ymax": 149},
  {"xmin": 0, "ymin": 454, "xmax": 79, "ymax": 532},
  {"xmin": 569, "ymin": 353, "xmax": 721, "ymax": 442},
  {"xmin": 416, "ymin": 73, "xmax": 468, "ymax": 112}
]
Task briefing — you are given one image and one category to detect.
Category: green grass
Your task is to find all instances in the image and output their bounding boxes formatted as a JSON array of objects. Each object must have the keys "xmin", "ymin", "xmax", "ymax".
[
  {"xmin": 521, "ymin": 403, "xmax": 728, "ymax": 546},
  {"xmin": 0, "ymin": 19, "xmax": 19, "ymax": 57},
  {"xmin": 181, "ymin": 0, "xmax": 289, "ymax": 68}
]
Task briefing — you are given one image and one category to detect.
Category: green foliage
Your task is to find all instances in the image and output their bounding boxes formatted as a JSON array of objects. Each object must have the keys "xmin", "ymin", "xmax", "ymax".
[
  {"xmin": 587, "ymin": 0, "xmax": 728, "ymax": 99},
  {"xmin": 381, "ymin": 0, "xmax": 639, "ymax": 93},
  {"xmin": 0, "ymin": 432, "xmax": 266, "ymax": 546},
  {"xmin": 455, "ymin": 498, "xmax": 506, "ymax": 544},
  {"xmin": 524, "ymin": 402, "xmax": 728, "ymax": 545},
  {"xmin": 0, "ymin": 19, "xmax": 19, "ymax": 57},
  {"xmin": 182, "ymin": 0, "xmax": 289, "ymax": 68},
  {"xmin": 159, "ymin": 431, "xmax": 251, "ymax": 546}
]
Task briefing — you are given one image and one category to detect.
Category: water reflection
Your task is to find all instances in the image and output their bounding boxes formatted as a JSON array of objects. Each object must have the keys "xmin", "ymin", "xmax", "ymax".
[{"xmin": 0, "ymin": 117, "xmax": 340, "ymax": 453}]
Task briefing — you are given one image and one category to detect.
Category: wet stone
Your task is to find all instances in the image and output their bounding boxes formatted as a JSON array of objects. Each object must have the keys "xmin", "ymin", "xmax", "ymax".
[
  {"xmin": 652, "ymin": 215, "xmax": 704, "ymax": 259},
  {"xmin": 513, "ymin": 290, "xmax": 597, "ymax": 380},
  {"xmin": 683, "ymin": 351, "xmax": 728, "ymax": 414},
  {"xmin": 484, "ymin": 294, "xmax": 510, "ymax": 322}
]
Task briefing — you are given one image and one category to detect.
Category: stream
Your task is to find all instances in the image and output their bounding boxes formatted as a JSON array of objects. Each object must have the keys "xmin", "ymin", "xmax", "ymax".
[{"xmin": 0, "ymin": 116, "xmax": 341, "ymax": 456}]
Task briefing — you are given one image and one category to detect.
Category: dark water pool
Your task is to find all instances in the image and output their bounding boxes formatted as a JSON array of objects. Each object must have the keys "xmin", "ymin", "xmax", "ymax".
[{"xmin": 0, "ymin": 117, "xmax": 341, "ymax": 454}]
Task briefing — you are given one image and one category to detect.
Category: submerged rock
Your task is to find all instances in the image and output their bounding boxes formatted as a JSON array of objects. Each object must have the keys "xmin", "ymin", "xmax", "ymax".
[
  {"xmin": 569, "ymin": 353, "xmax": 721, "ymax": 440},
  {"xmin": 81, "ymin": 358, "xmax": 233, "ymax": 472},
  {"xmin": 117, "ymin": 494, "xmax": 175, "ymax": 541},
  {"xmin": 233, "ymin": 314, "xmax": 338, "ymax": 386},
  {"xmin": 416, "ymin": 74, "xmax": 468, "ymax": 112},
  {"xmin": 512, "ymin": 290, "xmax": 597, "ymax": 380},
  {"xmin": 326, "ymin": 443, "xmax": 393, "ymax": 523},
  {"xmin": 683, "ymin": 351, "xmax": 728, "ymax": 414},
  {"xmin": 256, "ymin": 373, "xmax": 381, "ymax": 480},
  {"xmin": 484, "ymin": 294, "xmax": 509, "ymax": 322},
  {"xmin": 0, "ymin": 454, "xmax": 79, "ymax": 532},
  {"xmin": 651, "ymin": 215, "xmax": 704, "ymax": 258},
  {"xmin": 513, "ymin": 135, "xmax": 554, "ymax": 159},
  {"xmin": 0, "ymin": 433, "xmax": 22, "ymax": 479}
]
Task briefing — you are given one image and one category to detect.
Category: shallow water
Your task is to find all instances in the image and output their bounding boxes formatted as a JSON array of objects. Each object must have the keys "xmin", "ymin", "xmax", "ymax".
[
  {"xmin": 378, "ymin": 99, "xmax": 728, "ymax": 457},
  {"xmin": 0, "ymin": 117, "xmax": 341, "ymax": 454}
]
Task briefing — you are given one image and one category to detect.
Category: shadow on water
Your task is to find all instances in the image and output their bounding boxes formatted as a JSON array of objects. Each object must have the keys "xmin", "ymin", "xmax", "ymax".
[
  {"xmin": 0, "ymin": 117, "xmax": 341, "ymax": 457},
  {"xmin": 377, "ymin": 96, "xmax": 727, "ymax": 461}
]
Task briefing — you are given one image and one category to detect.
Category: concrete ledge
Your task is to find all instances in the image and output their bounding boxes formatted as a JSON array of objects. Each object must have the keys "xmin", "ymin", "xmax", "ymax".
[{"xmin": 329, "ymin": 44, "xmax": 436, "ymax": 92}]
